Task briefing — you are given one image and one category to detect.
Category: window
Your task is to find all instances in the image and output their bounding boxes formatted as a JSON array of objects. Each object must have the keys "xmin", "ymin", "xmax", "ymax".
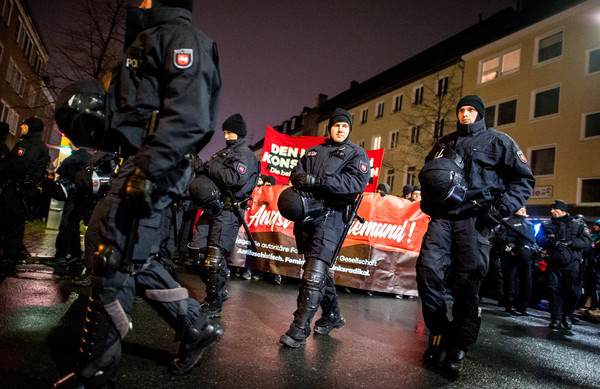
[
  {"xmin": 583, "ymin": 112, "xmax": 600, "ymax": 139},
  {"xmin": 406, "ymin": 166, "xmax": 416, "ymax": 186},
  {"xmin": 532, "ymin": 86, "xmax": 560, "ymax": 119},
  {"xmin": 17, "ymin": 19, "xmax": 34, "ymax": 60},
  {"xmin": 433, "ymin": 119, "xmax": 445, "ymax": 139},
  {"xmin": 386, "ymin": 169, "xmax": 395, "ymax": 192},
  {"xmin": 479, "ymin": 48, "xmax": 521, "ymax": 83},
  {"xmin": 410, "ymin": 126, "xmax": 420, "ymax": 144},
  {"xmin": 580, "ymin": 178, "xmax": 600, "ymax": 205},
  {"xmin": 322, "ymin": 123, "xmax": 328, "ymax": 137},
  {"xmin": 536, "ymin": 30, "xmax": 563, "ymax": 63},
  {"xmin": 486, "ymin": 98, "xmax": 518, "ymax": 127},
  {"xmin": 0, "ymin": 99, "xmax": 19, "ymax": 135},
  {"xmin": 371, "ymin": 135, "xmax": 381, "ymax": 150},
  {"xmin": 6, "ymin": 58, "xmax": 26, "ymax": 95},
  {"xmin": 290, "ymin": 117, "xmax": 296, "ymax": 131},
  {"xmin": 360, "ymin": 108, "xmax": 368, "ymax": 124},
  {"xmin": 376, "ymin": 101, "xmax": 384, "ymax": 119},
  {"xmin": 393, "ymin": 94, "xmax": 403, "ymax": 112},
  {"xmin": 413, "ymin": 85, "xmax": 424, "ymax": 105},
  {"xmin": 1, "ymin": 0, "xmax": 13, "ymax": 24},
  {"xmin": 529, "ymin": 146, "xmax": 555, "ymax": 176},
  {"xmin": 436, "ymin": 77, "xmax": 448, "ymax": 97},
  {"xmin": 389, "ymin": 130, "xmax": 400, "ymax": 149},
  {"xmin": 357, "ymin": 139, "xmax": 365, "ymax": 149},
  {"xmin": 586, "ymin": 47, "xmax": 600, "ymax": 75},
  {"xmin": 282, "ymin": 121, "xmax": 289, "ymax": 134}
]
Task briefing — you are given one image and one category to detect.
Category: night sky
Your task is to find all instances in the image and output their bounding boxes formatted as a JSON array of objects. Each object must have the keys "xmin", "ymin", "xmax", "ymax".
[{"xmin": 27, "ymin": 0, "xmax": 515, "ymax": 158}]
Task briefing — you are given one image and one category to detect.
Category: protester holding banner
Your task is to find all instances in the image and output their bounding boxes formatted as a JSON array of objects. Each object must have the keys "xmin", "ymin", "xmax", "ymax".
[
  {"xmin": 416, "ymin": 95, "xmax": 534, "ymax": 376},
  {"xmin": 279, "ymin": 107, "xmax": 370, "ymax": 348},
  {"xmin": 188, "ymin": 113, "xmax": 260, "ymax": 318}
]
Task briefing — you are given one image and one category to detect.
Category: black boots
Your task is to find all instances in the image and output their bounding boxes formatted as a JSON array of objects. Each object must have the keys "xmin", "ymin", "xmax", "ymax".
[
  {"xmin": 314, "ymin": 311, "xmax": 345, "ymax": 335},
  {"xmin": 169, "ymin": 320, "xmax": 223, "ymax": 375},
  {"xmin": 423, "ymin": 332, "xmax": 446, "ymax": 367}
]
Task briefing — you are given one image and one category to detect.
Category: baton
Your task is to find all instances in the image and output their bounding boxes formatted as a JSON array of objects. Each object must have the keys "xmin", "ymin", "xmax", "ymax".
[
  {"xmin": 500, "ymin": 219, "xmax": 537, "ymax": 246},
  {"xmin": 331, "ymin": 193, "xmax": 365, "ymax": 267},
  {"xmin": 228, "ymin": 190, "xmax": 257, "ymax": 251}
]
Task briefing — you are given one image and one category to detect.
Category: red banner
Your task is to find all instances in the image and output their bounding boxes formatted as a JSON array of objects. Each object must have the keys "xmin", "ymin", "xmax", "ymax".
[
  {"xmin": 230, "ymin": 185, "xmax": 430, "ymax": 296},
  {"xmin": 260, "ymin": 126, "xmax": 384, "ymax": 191}
]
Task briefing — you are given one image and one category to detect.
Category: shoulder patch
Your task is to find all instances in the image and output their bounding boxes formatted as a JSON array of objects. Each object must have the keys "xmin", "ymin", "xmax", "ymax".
[
  {"xmin": 237, "ymin": 162, "xmax": 247, "ymax": 174},
  {"xmin": 307, "ymin": 151, "xmax": 318, "ymax": 157},
  {"xmin": 174, "ymin": 49, "xmax": 193, "ymax": 69},
  {"xmin": 17, "ymin": 147, "xmax": 26, "ymax": 156},
  {"xmin": 517, "ymin": 150, "xmax": 527, "ymax": 163},
  {"xmin": 359, "ymin": 160, "xmax": 369, "ymax": 173}
]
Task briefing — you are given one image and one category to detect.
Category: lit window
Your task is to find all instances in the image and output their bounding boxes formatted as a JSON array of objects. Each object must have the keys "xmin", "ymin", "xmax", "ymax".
[
  {"xmin": 372, "ymin": 135, "xmax": 381, "ymax": 149},
  {"xmin": 479, "ymin": 48, "xmax": 521, "ymax": 83}
]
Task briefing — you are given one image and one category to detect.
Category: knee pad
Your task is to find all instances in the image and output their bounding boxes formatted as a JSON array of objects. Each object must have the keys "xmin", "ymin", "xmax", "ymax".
[
  {"xmin": 302, "ymin": 257, "xmax": 328, "ymax": 291},
  {"xmin": 205, "ymin": 245, "xmax": 227, "ymax": 270},
  {"xmin": 91, "ymin": 243, "xmax": 120, "ymax": 278}
]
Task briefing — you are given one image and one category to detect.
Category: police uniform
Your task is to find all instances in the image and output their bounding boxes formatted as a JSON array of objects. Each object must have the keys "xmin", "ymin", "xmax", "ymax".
[
  {"xmin": 55, "ymin": 2, "xmax": 223, "ymax": 387},
  {"xmin": 536, "ymin": 204, "xmax": 591, "ymax": 329},
  {"xmin": 416, "ymin": 95, "xmax": 534, "ymax": 374},
  {"xmin": 280, "ymin": 107, "xmax": 370, "ymax": 347},
  {"xmin": 188, "ymin": 114, "xmax": 260, "ymax": 317},
  {"xmin": 496, "ymin": 212, "xmax": 536, "ymax": 314},
  {"xmin": 54, "ymin": 147, "xmax": 92, "ymax": 261},
  {"xmin": 0, "ymin": 117, "xmax": 49, "ymax": 265}
]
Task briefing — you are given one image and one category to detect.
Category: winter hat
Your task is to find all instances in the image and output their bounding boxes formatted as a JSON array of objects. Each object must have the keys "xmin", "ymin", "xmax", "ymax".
[
  {"xmin": 402, "ymin": 185, "xmax": 413, "ymax": 197},
  {"xmin": 154, "ymin": 0, "xmax": 193, "ymax": 12},
  {"xmin": 222, "ymin": 114, "xmax": 247, "ymax": 137},
  {"xmin": 551, "ymin": 199, "xmax": 568, "ymax": 212},
  {"xmin": 595, "ymin": 220, "xmax": 600, "ymax": 227},
  {"xmin": 264, "ymin": 175, "xmax": 276, "ymax": 186},
  {"xmin": 376, "ymin": 183, "xmax": 390, "ymax": 195},
  {"xmin": 456, "ymin": 94, "xmax": 485, "ymax": 120},
  {"xmin": 328, "ymin": 107, "xmax": 353, "ymax": 133},
  {"xmin": 23, "ymin": 117, "xmax": 44, "ymax": 133}
]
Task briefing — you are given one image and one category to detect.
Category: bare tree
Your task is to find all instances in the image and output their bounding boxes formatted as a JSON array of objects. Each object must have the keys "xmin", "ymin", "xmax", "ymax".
[{"xmin": 45, "ymin": 0, "xmax": 137, "ymax": 92}]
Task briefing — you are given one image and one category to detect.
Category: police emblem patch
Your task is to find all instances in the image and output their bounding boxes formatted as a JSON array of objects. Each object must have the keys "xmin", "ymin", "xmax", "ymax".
[
  {"xmin": 174, "ymin": 49, "xmax": 193, "ymax": 69},
  {"xmin": 517, "ymin": 150, "xmax": 527, "ymax": 163},
  {"xmin": 17, "ymin": 147, "xmax": 25, "ymax": 156},
  {"xmin": 360, "ymin": 161, "xmax": 369, "ymax": 173},
  {"xmin": 237, "ymin": 163, "xmax": 247, "ymax": 174}
]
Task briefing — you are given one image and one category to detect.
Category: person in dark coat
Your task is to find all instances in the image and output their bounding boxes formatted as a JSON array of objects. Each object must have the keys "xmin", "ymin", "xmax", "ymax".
[
  {"xmin": 279, "ymin": 107, "xmax": 370, "ymax": 348},
  {"xmin": 536, "ymin": 200, "xmax": 591, "ymax": 330},
  {"xmin": 416, "ymin": 95, "xmax": 535, "ymax": 375},
  {"xmin": 55, "ymin": 0, "xmax": 223, "ymax": 386},
  {"xmin": 188, "ymin": 113, "xmax": 260, "ymax": 318},
  {"xmin": 0, "ymin": 121, "xmax": 10, "ymax": 160},
  {"xmin": 0, "ymin": 117, "xmax": 49, "ymax": 270}
]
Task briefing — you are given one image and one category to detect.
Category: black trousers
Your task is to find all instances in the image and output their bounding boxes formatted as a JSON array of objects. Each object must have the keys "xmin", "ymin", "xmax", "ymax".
[
  {"xmin": 501, "ymin": 247, "xmax": 533, "ymax": 310},
  {"xmin": 416, "ymin": 216, "xmax": 491, "ymax": 351},
  {"xmin": 547, "ymin": 259, "xmax": 580, "ymax": 319}
]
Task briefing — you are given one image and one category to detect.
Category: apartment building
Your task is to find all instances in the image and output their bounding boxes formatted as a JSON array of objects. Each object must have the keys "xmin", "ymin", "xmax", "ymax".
[
  {"xmin": 0, "ymin": 0, "xmax": 55, "ymax": 150},
  {"xmin": 462, "ymin": 0, "xmax": 600, "ymax": 216}
]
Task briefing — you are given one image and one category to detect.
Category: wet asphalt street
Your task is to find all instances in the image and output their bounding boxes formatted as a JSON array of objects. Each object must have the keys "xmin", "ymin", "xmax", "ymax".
[{"xmin": 1, "ymin": 224, "xmax": 600, "ymax": 389}]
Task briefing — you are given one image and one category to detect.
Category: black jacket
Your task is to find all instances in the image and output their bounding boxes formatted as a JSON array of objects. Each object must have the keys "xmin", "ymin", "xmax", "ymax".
[
  {"xmin": 291, "ymin": 137, "xmax": 370, "ymax": 205},
  {"xmin": 108, "ymin": 6, "xmax": 222, "ymax": 181},
  {"xmin": 496, "ymin": 214, "xmax": 536, "ymax": 247},
  {"xmin": 0, "ymin": 131, "xmax": 49, "ymax": 184},
  {"xmin": 207, "ymin": 138, "xmax": 260, "ymax": 201},
  {"xmin": 57, "ymin": 148, "xmax": 91, "ymax": 182},
  {"xmin": 421, "ymin": 118, "xmax": 535, "ymax": 218},
  {"xmin": 537, "ymin": 214, "xmax": 591, "ymax": 267}
]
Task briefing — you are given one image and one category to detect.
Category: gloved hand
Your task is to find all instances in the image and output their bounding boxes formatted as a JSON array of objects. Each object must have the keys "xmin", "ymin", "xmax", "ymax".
[
  {"xmin": 554, "ymin": 240, "xmax": 571, "ymax": 251},
  {"xmin": 482, "ymin": 201, "xmax": 510, "ymax": 228},
  {"xmin": 504, "ymin": 243, "xmax": 515, "ymax": 252},
  {"xmin": 193, "ymin": 158, "xmax": 209, "ymax": 175},
  {"xmin": 291, "ymin": 173, "xmax": 320, "ymax": 190},
  {"xmin": 125, "ymin": 167, "xmax": 155, "ymax": 217}
]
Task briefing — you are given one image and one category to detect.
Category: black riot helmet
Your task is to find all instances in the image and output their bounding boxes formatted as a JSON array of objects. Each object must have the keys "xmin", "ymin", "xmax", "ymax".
[
  {"xmin": 189, "ymin": 173, "xmax": 224, "ymax": 217},
  {"xmin": 418, "ymin": 147, "xmax": 468, "ymax": 211},
  {"xmin": 278, "ymin": 187, "xmax": 327, "ymax": 223},
  {"xmin": 54, "ymin": 79, "xmax": 107, "ymax": 149}
]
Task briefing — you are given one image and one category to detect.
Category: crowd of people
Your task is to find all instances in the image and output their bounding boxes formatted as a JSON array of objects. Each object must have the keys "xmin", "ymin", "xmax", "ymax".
[{"xmin": 0, "ymin": 1, "xmax": 598, "ymax": 387}]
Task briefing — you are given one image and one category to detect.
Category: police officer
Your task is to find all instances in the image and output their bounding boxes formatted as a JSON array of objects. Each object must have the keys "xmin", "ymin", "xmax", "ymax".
[
  {"xmin": 279, "ymin": 107, "xmax": 370, "ymax": 348},
  {"xmin": 536, "ymin": 200, "xmax": 591, "ymax": 330},
  {"xmin": 51, "ymin": 141, "xmax": 91, "ymax": 264},
  {"xmin": 188, "ymin": 113, "xmax": 260, "ymax": 318},
  {"xmin": 496, "ymin": 206, "xmax": 536, "ymax": 316},
  {"xmin": 0, "ymin": 117, "xmax": 49, "ymax": 270},
  {"xmin": 55, "ymin": 0, "xmax": 223, "ymax": 387},
  {"xmin": 416, "ymin": 95, "xmax": 534, "ymax": 375}
]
